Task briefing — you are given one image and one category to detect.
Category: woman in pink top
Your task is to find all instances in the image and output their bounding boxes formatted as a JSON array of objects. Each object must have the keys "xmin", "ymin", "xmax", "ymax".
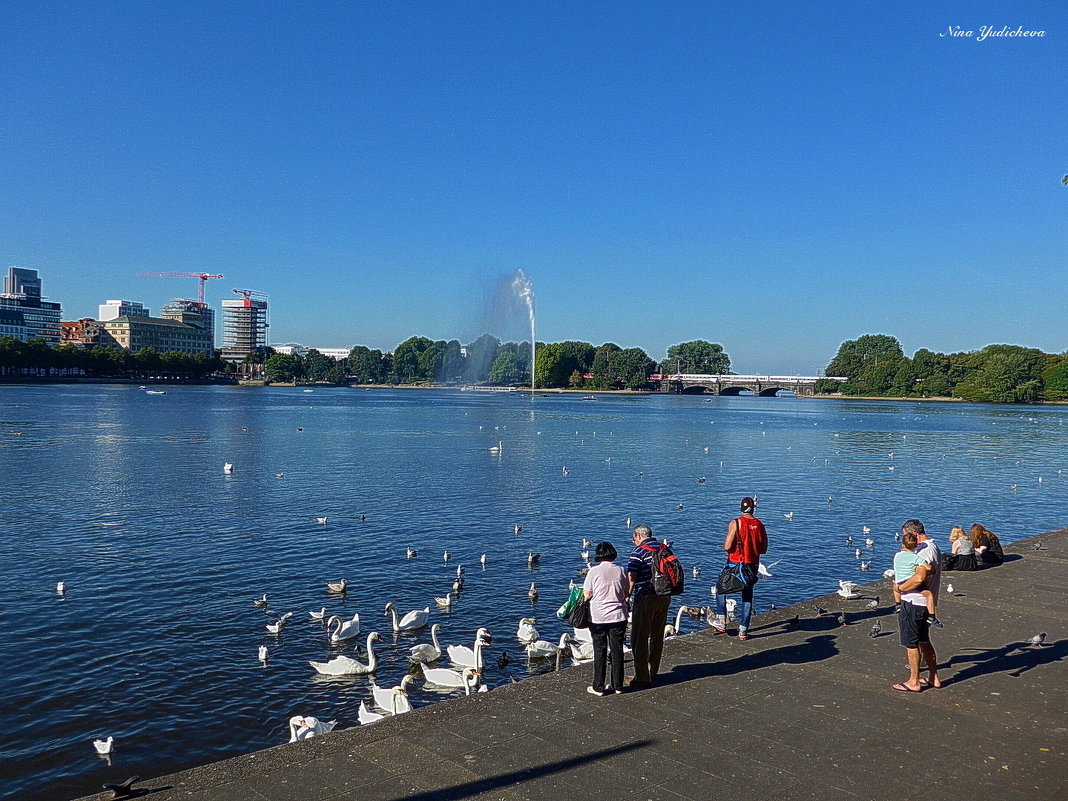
[{"xmin": 582, "ymin": 541, "xmax": 629, "ymax": 696}]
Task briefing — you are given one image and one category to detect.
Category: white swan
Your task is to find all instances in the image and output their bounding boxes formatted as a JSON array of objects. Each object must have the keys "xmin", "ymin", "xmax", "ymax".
[
  {"xmin": 489, "ymin": 440, "xmax": 502, "ymax": 453},
  {"xmin": 516, "ymin": 618, "xmax": 538, "ymax": 644},
  {"xmin": 93, "ymin": 736, "xmax": 114, "ymax": 755},
  {"xmin": 253, "ymin": 594, "xmax": 268, "ymax": 607},
  {"xmin": 525, "ymin": 634, "xmax": 564, "ymax": 659},
  {"xmin": 371, "ymin": 675, "xmax": 416, "ymax": 714},
  {"xmin": 435, "ymin": 592, "xmax": 453, "ymax": 610},
  {"xmin": 266, "ymin": 612, "xmax": 293, "ymax": 634},
  {"xmin": 421, "ymin": 662, "xmax": 481, "ymax": 690},
  {"xmin": 326, "ymin": 579, "xmax": 348, "ymax": 593},
  {"xmin": 309, "ymin": 632, "xmax": 381, "ymax": 675},
  {"xmin": 358, "ymin": 700, "xmax": 386, "ymax": 725},
  {"xmin": 563, "ymin": 632, "xmax": 594, "ymax": 662},
  {"xmin": 409, "ymin": 623, "xmax": 444, "ymax": 663},
  {"xmin": 447, "ymin": 627, "xmax": 492, "ymax": 668},
  {"xmin": 288, "ymin": 715, "xmax": 337, "ymax": 742},
  {"xmin": 309, "ymin": 607, "xmax": 327, "ymax": 621},
  {"xmin": 665, "ymin": 606, "xmax": 688, "ymax": 638},
  {"xmin": 383, "ymin": 602, "xmax": 429, "ymax": 632},
  {"xmin": 326, "ymin": 613, "xmax": 361, "ymax": 642}
]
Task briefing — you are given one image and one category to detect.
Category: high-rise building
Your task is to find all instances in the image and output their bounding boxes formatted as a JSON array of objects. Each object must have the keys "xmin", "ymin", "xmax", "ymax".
[
  {"xmin": 99, "ymin": 300, "xmax": 150, "ymax": 321},
  {"xmin": 221, "ymin": 292, "xmax": 269, "ymax": 362},
  {"xmin": 0, "ymin": 267, "xmax": 62, "ymax": 344}
]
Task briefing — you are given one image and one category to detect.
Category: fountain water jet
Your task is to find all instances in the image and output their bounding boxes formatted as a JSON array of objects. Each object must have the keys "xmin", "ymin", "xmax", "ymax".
[{"xmin": 511, "ymin": 270, "xmax": 535, "ymax": 392}]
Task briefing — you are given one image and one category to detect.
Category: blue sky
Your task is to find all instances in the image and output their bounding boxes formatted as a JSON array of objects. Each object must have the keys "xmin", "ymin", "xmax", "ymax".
[{"xmin": 2, "ymin": 1, "xmax": 1064, "ymax": 374}]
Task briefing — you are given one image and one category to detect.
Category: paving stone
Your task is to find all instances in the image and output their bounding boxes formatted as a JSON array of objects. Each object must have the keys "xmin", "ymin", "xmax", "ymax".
[{"xmin": 74, "ymin": 528, "xmax": 1068, "ymax": 801}]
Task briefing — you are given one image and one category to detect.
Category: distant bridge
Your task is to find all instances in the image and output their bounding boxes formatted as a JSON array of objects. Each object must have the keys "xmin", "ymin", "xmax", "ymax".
[{"xmin": 652, "ymin": 374, "xmax": 846, "ymax": 396}]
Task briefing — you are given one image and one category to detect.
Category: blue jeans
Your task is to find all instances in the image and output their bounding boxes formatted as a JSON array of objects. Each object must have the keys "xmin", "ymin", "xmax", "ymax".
[{"xmin": 715, "ymin": 565, "xmax": 757, "ymax": 630}]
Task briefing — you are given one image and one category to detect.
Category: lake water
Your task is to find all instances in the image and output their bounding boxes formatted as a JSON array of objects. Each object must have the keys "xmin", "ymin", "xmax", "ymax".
[{"xmin": 1, "ymin": 385, "xmax": 1065, "ymax": 800}]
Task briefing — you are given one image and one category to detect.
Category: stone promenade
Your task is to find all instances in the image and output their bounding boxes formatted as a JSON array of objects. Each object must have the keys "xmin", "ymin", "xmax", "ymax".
[{"xmin": 79, "ymin": 529, "xmax": 1068, "ymax": 801}]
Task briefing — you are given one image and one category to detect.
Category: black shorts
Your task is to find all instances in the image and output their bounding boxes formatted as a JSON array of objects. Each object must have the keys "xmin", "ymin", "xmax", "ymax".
[{"xmin": 898, "ymin": 601, "xmax": 930, "ymax": 648}]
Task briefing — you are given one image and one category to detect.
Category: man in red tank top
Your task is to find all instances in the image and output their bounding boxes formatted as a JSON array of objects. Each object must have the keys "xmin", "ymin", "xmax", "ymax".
[{"xmin": 711, "ymin": 497, "xmax": 768, "ymax": 640}]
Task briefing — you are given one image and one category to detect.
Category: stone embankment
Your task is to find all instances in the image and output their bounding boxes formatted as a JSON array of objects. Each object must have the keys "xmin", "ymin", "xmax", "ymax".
[{"xmin": 78, "ymin": 529, "xmax": 1068, "ymax": 801}]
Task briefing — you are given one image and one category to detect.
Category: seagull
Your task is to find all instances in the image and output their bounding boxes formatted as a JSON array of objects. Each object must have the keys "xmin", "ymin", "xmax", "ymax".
[
  {"xmin": 562, "ymin": 465, "xmax": 570, "ymax": 476},
  {"xmin": 406, "ymin": 547, "xmax": 417, "ymax": 559},
  {"xmin": 859, "ymin": 561, "xmax": 871, "ymax": 571},
  {"xmin": 865, "ymin": 538, "xmax": 875, "ymax": 549},
  {"xmin": 452, "ymin": 576, "xmax": 464, "ymax": 593},
  {"xmin": 692, "ymin": 566, "xmax": 702, "ymax": 578},
  {"xmin": 528, "ymin": 582, "xmax": 539, "ymax": 601},
  {"xmin": 435, "ymin": 592, "xmax": 453, "ymax": 610},
  {"xmin": 580, "ymin": 549, "xmax": 589, "ymax": 562},
  {"xmin": 757, "ymin": 559, "xmax": 781, "ymax": 578},
  {"xmin": 582, "ymin": 538, "xmax": 593, "ymax": 548},
  {"xmin": 456, "ymin": 565, "xmax": 465, "ymax": 577},
  {"xmin": 258, "ymin": 645, "xmax": 269, "ymax": 662},
  {"xmin": 480, "ymin": 553, "xmax": 487, "ymax": 566},
  {"xmin": 835, "ymin": 612, "xmax": 848, "ymax": 627},
  {"xmin": 868, "ymin": 620, "xmax": 882, "ymax": 637},
  {"xmin": 784, "ymin": 512, "xmax": 794, "ymax": 521},
  {"xmin": 865, "ymin": 596, "xmax": 880, "ymax": 610},
  {"xmin": 315, "ymin": 516, "xmax": 329, "ymax": 525},
  {"xmin": 838, "ymin": 580, "xmax": 860, "ymax": 599},
  {"xmin": 223, "ymin": 462, "xmax": 234, "ymax": 474},
  {"xmin": 253, "ymin": 594, "xmax": 268, "ymax": 607},
  {"xmin": 1028, "ymin": 632, "xmax": 1048, "ymax": 647},
  {"xmin": 56, "ymin": 581, "xmax": 67, "ymax": 594},
  {"xmin": 854, "ymin": 548, "xmax": 862, "ymax": 559},
  {"xmin": 514, "ymin": 523, "xmax": 522, "ymax": 535},
  {"xmin": 266, "ymin": 612, "xmax": 293, "ymax": 634},
  {"xmin": 697, "ymin": 477, "xmax": 706, "ymax": 483},
  {"xmin": 527, "ymin": 552, "xmax": 540, "ymax": 566},
  {"xmin": 883, "ymin": 569, "xmax": 896, "ymax": 579},
  {"xmin": 675, "ymin": 504, "xmax": 684, "ymax": 510},
  {"xmin": 844, "ymin": 536, "xmax": 854, "ymax": 546},
  {"xmin": 893, "ymin": 532, "xmax": 901, "ymax": 542},
  {"xmin": 93, "ymin": 736, "xmax": 114, "ymax": 755},
  {"xmin": 275, "ymin": 473, "xmax": 285, "ymax": 478},
  {"xmin": 862, "ymin": 526, "xmax": 872, "ymax": 535},
  {"xmin": 326, "ymin": 579, "xmax": 348, "ymax": 593},
  {"xmin": 1031, "ymin": 542, "xmax": 1047, "ymax": 551},
  {"xmin": 946, "ymin": 583, "xmax": 955, "ymax": 594},
  {"xmin": 785, "ymin": 614, "xmax": 800, "ymax": 629},
  {"xmin": 814, "ymin": 606, "xmax": 829, "ymax": 617},
  {"xmin": 443, "ymin": 551, "xmax": 451, "ymax": 563}
]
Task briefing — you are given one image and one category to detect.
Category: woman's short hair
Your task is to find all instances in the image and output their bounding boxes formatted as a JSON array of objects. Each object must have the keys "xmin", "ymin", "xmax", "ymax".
[{"xmin": 595, "ymin": 541, "xmax": 618, "ymax": 562}]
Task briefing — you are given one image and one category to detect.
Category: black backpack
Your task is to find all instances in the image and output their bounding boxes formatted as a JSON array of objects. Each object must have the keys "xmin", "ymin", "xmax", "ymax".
[{"xmin": 642, "ymin": 543, "xmax": 685, "ymax": 596}]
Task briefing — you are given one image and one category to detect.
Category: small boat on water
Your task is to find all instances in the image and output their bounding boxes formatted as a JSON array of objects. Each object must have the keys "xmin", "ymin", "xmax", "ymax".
[
  {"xmin": 461, "ymin": 385, "xmax": 517, "ymax": 393},
  {"xmin": 581, "ymin": 395, "xmax": 597, "ymax": 400},
  {"xmin": 146, "ymin": 390, "xmax": 167, "ymax": 395},
  {"xmin": 303, "ymin": 389, "xmax": 314, "ymax": 393}
]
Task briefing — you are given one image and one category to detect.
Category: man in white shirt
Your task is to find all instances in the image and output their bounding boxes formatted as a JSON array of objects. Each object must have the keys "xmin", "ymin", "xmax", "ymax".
[{"xmin": 893, "ymin": 519, "xmax": 943, "ymax": 692}]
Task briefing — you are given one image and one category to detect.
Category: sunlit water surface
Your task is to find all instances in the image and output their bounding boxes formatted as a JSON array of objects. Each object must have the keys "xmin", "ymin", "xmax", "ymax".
[{"xmin": 1, "ymin": 385, "xmax": 1065, "ymax": 800}]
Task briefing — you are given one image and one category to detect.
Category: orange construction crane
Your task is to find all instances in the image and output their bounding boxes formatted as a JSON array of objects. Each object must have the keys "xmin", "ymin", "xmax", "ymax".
[{"xmin": 137, "ymin": 272, "xmax": 223, "ymax": 305}]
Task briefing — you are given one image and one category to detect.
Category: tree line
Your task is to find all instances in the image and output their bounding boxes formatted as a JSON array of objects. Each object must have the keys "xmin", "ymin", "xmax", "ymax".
[
  {"xmin": 265, "ymin": 336, "xmax": 731, "ymax": 389},
  {"xmin": 0, "ymin": 337, "xmax": 226, "ymax": 378},
  {"xmin": 816, "ymin": 334, "xmax": 1068, "ymax": 403}
]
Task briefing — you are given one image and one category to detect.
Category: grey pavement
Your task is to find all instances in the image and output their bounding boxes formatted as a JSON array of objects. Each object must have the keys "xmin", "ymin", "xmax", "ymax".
[{"xmin": 78, "ymin": 529, "xmax": 1068, "ymax": 801}]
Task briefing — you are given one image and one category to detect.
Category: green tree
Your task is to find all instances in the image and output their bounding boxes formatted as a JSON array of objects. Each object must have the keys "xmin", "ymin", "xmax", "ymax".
[
  {"xmin": 954, "ymin": 345, "xmax": 1047, "ymax": 403},
  {"xmin": 303, "ymin": 349, "xmax": 336, "ymax": 383},
  {"xmin": 440, "ymin": 340, "xmax": 465, "ymax": 383},
  {"xmin": 488, "ymin": 345, "xmax": 523, "ymax": 385},
  {"xmin": 534, "ymin": 343, "xmax": 572, "ymax": 388},
  {"xmin": 392, "ymin": 336, "xmax": 433, "ymax": 383},
  {"xmin": 589, "ymin": 343, "xmax": 622, "ymax": 389},
  {"xmin": 347, "ymin": 346, "xmax": 389, "ymax": 384},
  {"xmin": 825, "ymin": 334, "xmax": 904, "ymax": 382},
  {"xmin": 1042, "ymin": 356, "xmax": 1068, "ymax": 400},
  {"xmin": 665, "ymin": 340, "xmax": 731, "ymax": 374},
  {"xmin": 419, "ymin": 340, "xmax": 447, "ymax": 382},
  {"xmin": 613, "ymin": 347, "xmax": 657, "ymax": 389},
  {"xmin": 263, "ymin": 353, "xmax": 301, "ymax": 382}
]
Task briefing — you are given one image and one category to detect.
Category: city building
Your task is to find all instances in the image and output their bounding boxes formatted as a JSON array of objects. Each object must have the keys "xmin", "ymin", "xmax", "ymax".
[
  {"xmin": 0, "ymin": 267, "xmax": 62, "ymax": 344},
  {"xmin": 162, "ymin": 299, "xmax": 215, "ymax": 350},
  {"xmin": 98, "ymin": 299, "xmax": 150, "ymax": 321},
  {"xmin": 221, "ymin": 292, "xmax": 268, "ymax": 362},
  {"xmin": 60, "ymin": 318, "xmax": 101, "ymax": 346},
  {"xmin": 271, "ymin": 343, "xmax": 352, "ymax": 360},
  {"xmin": 92, "ymin": 315, "xmax": 213, "ymax": 356}
]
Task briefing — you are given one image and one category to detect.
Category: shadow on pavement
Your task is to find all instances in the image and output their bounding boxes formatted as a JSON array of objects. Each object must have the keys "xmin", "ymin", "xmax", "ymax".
[
  {"xmin": 657, "ymin": 634, "xmax": 840, "ymax": 687},
  {"xmin": 942, "ymin": 638, "xmax": 1067, "ymax": 683}
]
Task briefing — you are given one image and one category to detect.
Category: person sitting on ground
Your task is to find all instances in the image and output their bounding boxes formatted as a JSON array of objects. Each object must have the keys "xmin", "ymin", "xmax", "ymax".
[
  {"xmin": 893, "ymin": 532, "xmax": 942, "ymax": 627},
  {"xmin": 970, "ymin": 523, "xmax": 1004, "ymax": 565},
  {"xmin": 943, "ymin": 525, "xmax": 978, "ymax": 571}
]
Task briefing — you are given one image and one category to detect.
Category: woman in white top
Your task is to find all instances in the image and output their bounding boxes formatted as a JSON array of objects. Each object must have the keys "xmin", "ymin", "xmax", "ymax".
[{"xmin": 582, "ymin": 541, "xmax": 629, "ymax": 696}]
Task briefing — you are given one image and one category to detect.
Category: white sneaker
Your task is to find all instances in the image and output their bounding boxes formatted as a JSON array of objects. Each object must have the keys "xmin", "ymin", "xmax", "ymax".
[
  {"xmin": 587, "ymin": 686, "xmax": 605, "ymax": 697},
  {"xmin": 711, "ymin": 618, "xmax": 727, "ymax": 633}
]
